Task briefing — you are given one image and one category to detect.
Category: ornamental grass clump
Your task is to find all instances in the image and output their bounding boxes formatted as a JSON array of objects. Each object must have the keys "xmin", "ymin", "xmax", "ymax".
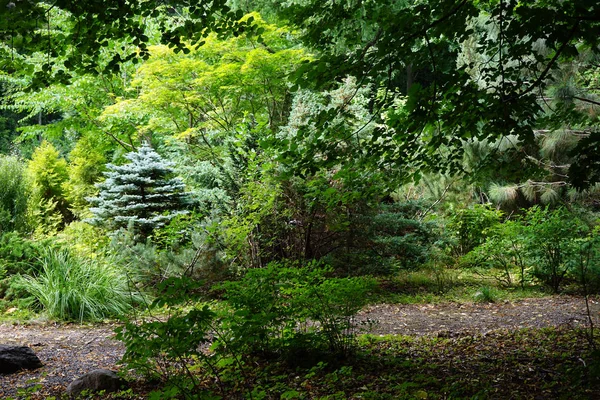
[{"xmin": 18, "ymin": 249, "xmax": 140, "ymax": 321}]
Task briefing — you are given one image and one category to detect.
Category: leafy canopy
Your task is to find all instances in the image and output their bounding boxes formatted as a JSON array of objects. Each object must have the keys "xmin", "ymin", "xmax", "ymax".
[
  {"xmin": 99, "ymin": 13, "xmax": 307, "ymax": 146},
  {"xmin": 4, "ymin": 0, "xmax": 599, "ymax": 186},
  {"xmin": 276, "ymin": 0, "xmax": 600, "ymax": 187},
  {"xmin": 0, "ymin": 0, "xmax": 259, "ymax": 87}
]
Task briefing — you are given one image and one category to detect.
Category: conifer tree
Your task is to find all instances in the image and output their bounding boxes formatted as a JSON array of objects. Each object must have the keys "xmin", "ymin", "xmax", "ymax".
[
  {"xmin": 27, "ymin": 141, "xmax": 72, "ymax": 236},
  {"xmin": 87, "ymin": 143, "xmax": 189, "ymax": 237}
]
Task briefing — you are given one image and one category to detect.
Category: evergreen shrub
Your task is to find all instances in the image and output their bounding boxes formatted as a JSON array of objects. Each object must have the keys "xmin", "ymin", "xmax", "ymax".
[
  {"xmin": 64, "ymin": 134, "xmax": 107, "ymax": 218},
  {"xmin": 0, "ymin": 155, "xmax": 28, "ymax": 233},
  {"xmin": 110, "ymin": 224, "xmax": 229, "ymax": 288},
  {"xmin": 26, "ymin": 141, "xmax": 72, "ymax": 236},
  {"xmin": 87, "ymin": 143, "xmax": 190, "ymax": 239},
  {"xmin": 110, "ymin": 230, "xmax": 195, "ymax": 287},
  {"xmin": 326, "ymin": 201, "xmax": 438, "ymax": 275},
  {"xmin": 369, "ymin": 202, "xmax": 438, "ymax": 269}
]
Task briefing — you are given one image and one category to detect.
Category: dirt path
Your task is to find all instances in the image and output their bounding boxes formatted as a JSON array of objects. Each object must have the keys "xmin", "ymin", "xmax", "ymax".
[
  {"xmin": 0, "ymin": 323, "xmax": 123, "ymax": 399},
  {"xmin": 1, "ymin": 296, "xmax": 598, "ymax": 398},
  {"xmin": 358, "ymin": 295, "xmax": 600, "ymax": 336}
]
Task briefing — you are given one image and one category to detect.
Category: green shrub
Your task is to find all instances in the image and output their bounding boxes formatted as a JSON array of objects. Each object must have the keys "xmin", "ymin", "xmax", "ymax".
[
  {"xmin": 0, "ymin": 232, "xmax": 47, "ymax": 276},
  {"xmin": 523, "ymin": 206, "xmax": 589, "ymax": 293},
  {"xmin": 64, "ymin": 134, "xmax": 107, "ymax": 218},
  {"xmin": 151, "ymin": 211, "xmax": 201, "ymax": 249},
  {"xmin": 370, "ymin": 202, "xmax": 438, "ymax": 268},
  {"xmin": 326, "ymin": 201, "xmax": 439, "ymax": 275},
  {"xmin": 460, "ymin": 219, "xmax": 528, "ymax": 287},
  {"xmin": 0, "ymin": 155, "xmax": 28, "ymax": 233},
  {"xmin": 217, "ymin": 262, "xmax": 376, "ymax": 359},
  {"xmin": 460, "ymin": 207, "xmax": 598, "ymax": 293},
  {"xmin": 0, "ymin": 232, "xmax": 50, "ymax": 300},
  {"xmin": 295, "ymin": 274, "xmax": 377, "ymax": 355},
  {"xmin": 26, "ymin": 141, "xmax": 72, "ymax": 236},
  {"xmin": 110, "ymin": 227, "xmax": 229, "ymax": 289},
  {"xmin": 117, "ymin": 262, "xmax": 376, "ymax": 397},
  {"xmin": 117, "ymin": 294, "xmax": 216, "ymax": 388},
  {"xmin": 571, "ymin": 228, "xmax": 600, "ymax": 293},
  {"xmin": 55, "ymin": 221, "xmax": 110, "ymax": 259},
  {"xmin": 17, "ymin": 249, "xmax": 141, "ymax": 321},
  {"xmin": 448, "ymin": 204, "xmax": 503, "ymax": 256}
]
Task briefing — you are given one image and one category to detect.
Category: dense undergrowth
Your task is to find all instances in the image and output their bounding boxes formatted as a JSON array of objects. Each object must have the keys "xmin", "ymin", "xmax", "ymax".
[
  {"xmin": 10, "ymin": 327, "xmax": 600, "ymax": 400},
  {"xmin": 0, "ymin": 4, "xmax": 599, "ymax": 399},
  {"xmin": 1, "ymin": 201, "xmax": 598, "ymax": 398}
]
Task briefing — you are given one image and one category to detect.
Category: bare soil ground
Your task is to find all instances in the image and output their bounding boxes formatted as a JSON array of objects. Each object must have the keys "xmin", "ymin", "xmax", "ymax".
[
  {"xmin": 0, "ymin": 323, "xmax": 123, "ymax": 399},
  {"xmin": 1, "ymin": 296, "xmax": 598, "ymax": 398},
  {"xmin": 358, "ymin": 295, "xmax": 600, "ymax": 336}
]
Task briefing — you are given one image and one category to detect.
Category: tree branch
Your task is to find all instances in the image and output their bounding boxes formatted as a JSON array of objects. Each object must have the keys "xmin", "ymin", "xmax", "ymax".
[
  {"xmin": 510, "ymin": 21, "xmax": 580, "ymax": 101},
  {"xmin": 105, "ymin": 130, "xmax": 135, "ymax": 151},
  {"xmin": 573, "ymin": 96, "xmax": 600, "ymax": 107},
  {"xmin": 358, "ymin": 29, "xmax": 382, "ymax": 61}
]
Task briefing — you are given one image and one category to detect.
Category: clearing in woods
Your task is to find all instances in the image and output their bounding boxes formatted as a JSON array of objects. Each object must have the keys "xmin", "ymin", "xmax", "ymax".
[{"xmin": 0, "ymin": 296, "xmax": 598, "ymax": 398}]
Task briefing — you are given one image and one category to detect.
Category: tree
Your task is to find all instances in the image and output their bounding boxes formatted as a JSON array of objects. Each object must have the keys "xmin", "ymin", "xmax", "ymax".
[
  {"xmin": 3, "ymin": 1, "xmax": 599, "ymax": 189},
  {"xmin": 87, "ymin": 143, "xmax": 190, "ymax": 237},
  {"xmin": 0, "ymin": 0, "xmax": 257, "ymax": 87},
  {"xmin": 95, "ymin": 16, "xmax": 312, "ymax": 265},
  {"xmin": 0, "ymin": 155, "xmax": 28, "ymax": 233},
  {"xmin": 270, "ymin": 0, "xmax": 600, "ymax": 188},
  {"xmin": 26, "ymin": 141, "xmax": 72, "ymax": 236},
  {"xmin": 99, "ymin": 13, "xmax": 306, "ymax": 151}
]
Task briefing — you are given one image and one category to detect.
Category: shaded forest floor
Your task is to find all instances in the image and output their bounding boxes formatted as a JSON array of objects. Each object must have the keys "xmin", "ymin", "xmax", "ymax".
[
  {"xmin": 359, "ymin": 295, "xmax": 600, "ymax": 336},
  {"xmin": 1, "ymin": 295, "xmax": 599, "ymax": 399}
]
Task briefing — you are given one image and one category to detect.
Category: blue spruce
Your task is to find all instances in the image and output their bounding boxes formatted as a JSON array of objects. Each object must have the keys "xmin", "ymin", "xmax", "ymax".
[{"xmin": 87, "ymin": 143, "xmax": 189, "ymax": 237}]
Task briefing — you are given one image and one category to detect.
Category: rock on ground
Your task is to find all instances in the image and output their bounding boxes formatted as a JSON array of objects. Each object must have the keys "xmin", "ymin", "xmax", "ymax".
[
  {"xmin": 66, "ymin": 369, "xmax": 124, "ymax": 397},
  {"xmin": 0, "ymin": 344, "xmax": 43, "ymax": 374}
]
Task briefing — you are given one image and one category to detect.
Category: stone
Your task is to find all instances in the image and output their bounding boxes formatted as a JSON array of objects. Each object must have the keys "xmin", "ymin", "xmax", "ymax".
[
  {"xmin": 66, "ymin": 369, "xmax": 124, "ymax": 397},
  {"xmin": 0, "ymin": 344, "xmax": 43, "ymax": 374}
]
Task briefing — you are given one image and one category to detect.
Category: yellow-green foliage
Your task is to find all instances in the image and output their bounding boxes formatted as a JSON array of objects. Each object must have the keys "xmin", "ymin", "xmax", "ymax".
[
  {"xmin": 222, "ymin": 164, "xmax": 286, "ymax": 267},
  {"xmin": 26, "ymin": 141, "xmax": 71, "ymax": 236},
  {"xmin": 99, "ymin": 12, "xmax": 308, "ymax": 145},
  {"xmin": 64, "ymin": 134, "xmax": 107, "ymax": 217},
  {"xmin": 56, "ymin": 221, "xmax": 110, "ymax": 260}
]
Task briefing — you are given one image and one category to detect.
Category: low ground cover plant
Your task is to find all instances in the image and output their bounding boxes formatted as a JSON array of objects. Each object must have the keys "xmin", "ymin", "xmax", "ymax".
[{"xmin": 116, "ymin": 262, "xmax": 376, "ymax": 398}]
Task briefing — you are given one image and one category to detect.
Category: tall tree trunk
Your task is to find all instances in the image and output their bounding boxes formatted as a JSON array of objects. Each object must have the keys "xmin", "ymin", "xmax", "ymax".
[
  {"xmin": 406, "ymin": 64, "xmax": 414, "ymax": 94},
  {"xmin": 37, "ymin": 111, "xmax": 42, "ymax": 143}
]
